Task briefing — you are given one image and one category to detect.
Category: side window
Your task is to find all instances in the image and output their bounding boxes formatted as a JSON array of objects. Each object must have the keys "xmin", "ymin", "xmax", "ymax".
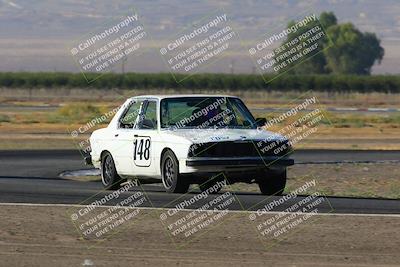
[
  {"xmin": 119, "ymin": 100, "xmax": 143, "ymax": 128},
  {"xmin": 139, "ymin": 101, "xmax": 157, "ymax": 129}
]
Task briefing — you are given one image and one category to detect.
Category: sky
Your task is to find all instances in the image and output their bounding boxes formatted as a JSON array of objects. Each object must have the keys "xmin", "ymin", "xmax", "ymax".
[{"xmin": 0, "ymin": 0, "xmax": 399, "ymax": 74}]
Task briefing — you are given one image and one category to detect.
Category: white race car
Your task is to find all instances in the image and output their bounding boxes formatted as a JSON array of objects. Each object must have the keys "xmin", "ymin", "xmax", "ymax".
[{"xmin": 87, "ymin": 95, "xmax": 294, "ymax": 195}]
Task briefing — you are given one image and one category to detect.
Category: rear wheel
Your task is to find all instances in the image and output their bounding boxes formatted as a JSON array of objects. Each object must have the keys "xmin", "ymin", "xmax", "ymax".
[
  {"xmin": 101, "ymin": 152, "xmax": 123, "ymax": 190},
  {"xmin": 161, "ymin": 150, "xmax": 189, "ymax": 193},
  {"xmin": 257, "ymin": 169, "xmax": 287, "ymax": 195}
]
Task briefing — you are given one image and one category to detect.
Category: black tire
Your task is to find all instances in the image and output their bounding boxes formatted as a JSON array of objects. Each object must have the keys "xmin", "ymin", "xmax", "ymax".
[
  {"xmin": 101, "ymin": 152, "xmax": 123, "ymax": 190},
  {"xmin": 257, "ymin": 169, "xmax": 287, "ymax": 195},
  {"xmin": 161, "ymin": 150, "xmax": 189, "ymax": 193},
  {"xmin": 199, "ymin": 179, "xmax": 222, "ymax": 194}
]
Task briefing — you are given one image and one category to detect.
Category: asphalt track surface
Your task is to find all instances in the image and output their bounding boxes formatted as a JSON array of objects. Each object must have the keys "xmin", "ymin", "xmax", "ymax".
[{"xmin": 0, "ymin": 149, "xmax": 399, "ymax": 214}]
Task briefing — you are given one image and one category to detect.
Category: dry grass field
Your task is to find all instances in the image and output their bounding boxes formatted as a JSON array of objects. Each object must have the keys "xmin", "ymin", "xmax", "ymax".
[{"xmin": 0, "ymin": 88, "xmax": 399, "ymax": 150}]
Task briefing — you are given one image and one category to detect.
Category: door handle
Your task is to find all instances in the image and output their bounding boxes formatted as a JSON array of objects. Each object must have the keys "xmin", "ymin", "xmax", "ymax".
[{"xmin": 115, "ymin": 134, "xmax": 119, "ymax": 137}]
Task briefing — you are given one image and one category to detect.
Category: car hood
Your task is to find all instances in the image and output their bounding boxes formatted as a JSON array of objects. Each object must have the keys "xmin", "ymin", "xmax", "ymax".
[{"xmin": 162, "ymin": 128, "xmax": 287, "ymax": 144}]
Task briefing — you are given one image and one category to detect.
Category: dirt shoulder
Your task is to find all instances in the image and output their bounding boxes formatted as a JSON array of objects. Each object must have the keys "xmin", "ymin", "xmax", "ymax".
[
  {"xmin": 226, "ymin": 162, "xmax": 400, "ymax": 199},
  {"xmin": 0, "ymin": 205, "xmax": 399, "ymax": 266}
]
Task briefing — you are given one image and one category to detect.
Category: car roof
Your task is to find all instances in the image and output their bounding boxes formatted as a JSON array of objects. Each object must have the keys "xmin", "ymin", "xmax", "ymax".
[{"xmin": 128, "ymin": 94, "xmax": 239, "ymax": 101}]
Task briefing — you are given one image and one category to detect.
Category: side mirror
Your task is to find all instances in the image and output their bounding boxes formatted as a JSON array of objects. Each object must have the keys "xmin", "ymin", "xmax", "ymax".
[{"xmin": 256, "ymin": 117, "xmax": 267, "ymax": 127}]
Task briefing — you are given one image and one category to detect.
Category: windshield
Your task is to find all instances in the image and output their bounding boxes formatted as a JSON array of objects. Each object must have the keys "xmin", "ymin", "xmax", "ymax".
[{"xmin": 160, "ymin": 97, "xmax": 257, "ymax": 129}]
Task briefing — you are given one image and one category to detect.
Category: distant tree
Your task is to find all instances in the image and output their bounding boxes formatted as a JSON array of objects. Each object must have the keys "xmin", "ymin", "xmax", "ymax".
[
  {"xmin": 324, "ymin": 23, "xmax": 384, "ymax": 74},
  {"xmin": 277, "ymin": 12, "xmax": 337, "ymax": 74},
  {"xmin": 319, "ymin": 11, "xmax": 337, "ymax": 29},
  {"xmin": 276, "ymin": 11, "xmax": 384, "ymax": 75}
]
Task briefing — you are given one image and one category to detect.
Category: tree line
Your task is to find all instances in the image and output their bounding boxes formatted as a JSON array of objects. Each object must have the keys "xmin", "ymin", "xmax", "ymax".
[{"xmin": 0, "ymin": 72, "xmax": 399, "ymax": 93}]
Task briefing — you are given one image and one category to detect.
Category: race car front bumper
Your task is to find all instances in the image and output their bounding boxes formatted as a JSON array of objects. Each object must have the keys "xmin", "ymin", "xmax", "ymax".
[{"xmin": 186, "ymin": 156, "xmax": 294, "ymax": 167}]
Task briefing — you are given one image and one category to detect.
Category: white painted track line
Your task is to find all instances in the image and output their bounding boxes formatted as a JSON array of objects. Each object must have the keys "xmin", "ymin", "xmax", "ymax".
[{"xmin": 1, "ymin": 202, "xmax": 399, "ymax": 217}]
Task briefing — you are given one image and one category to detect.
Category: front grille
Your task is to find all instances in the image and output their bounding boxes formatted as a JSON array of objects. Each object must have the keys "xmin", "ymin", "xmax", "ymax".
[{"xmin": 188, "ymin": 140, "xmax": 291, "ymax": 158}]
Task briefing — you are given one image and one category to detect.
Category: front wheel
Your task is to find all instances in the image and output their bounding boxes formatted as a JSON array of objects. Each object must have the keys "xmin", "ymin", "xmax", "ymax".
[
  {"xmin": 257, "ymin": 169, "xmax": 287, "ymax": 195},
  {"xmin": 101, "ymin": 152, "xmax": 123, "ymax": 190},
  {"xmin": 161, "ymin": 150, "xmax": 189, "ymax": 193}
]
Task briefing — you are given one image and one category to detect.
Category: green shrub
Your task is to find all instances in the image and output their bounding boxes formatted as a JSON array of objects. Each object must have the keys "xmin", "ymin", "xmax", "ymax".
[
  {"xmin": 0, "ymin": 114, "xmax": 11, "ymax": 123},
  {"xmin": 51, "ymin": 103, "xmax": 103, "ymax": 123}
]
